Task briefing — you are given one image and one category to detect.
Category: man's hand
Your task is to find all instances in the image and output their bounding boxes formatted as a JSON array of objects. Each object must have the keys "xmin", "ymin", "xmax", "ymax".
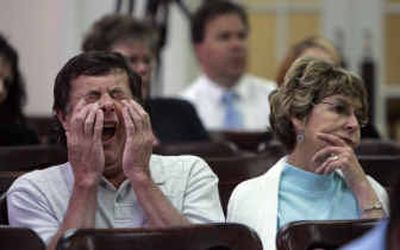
[
  {"xmin": 119, "ymin": 100, "xmax": 190, "ymax": 227},
  {"xmin": 121, "ymin": 99, "xmax": 156, "ymax": 181},
  {"xmin": 66, "ymin": 99, "xmax": 105, "ymax": 186}
]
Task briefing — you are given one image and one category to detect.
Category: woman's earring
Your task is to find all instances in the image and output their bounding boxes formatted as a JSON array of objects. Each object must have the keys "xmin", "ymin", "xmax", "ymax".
[{"xmin": 296, "ymin": 131, "xmax": 304, "ymax": 143}]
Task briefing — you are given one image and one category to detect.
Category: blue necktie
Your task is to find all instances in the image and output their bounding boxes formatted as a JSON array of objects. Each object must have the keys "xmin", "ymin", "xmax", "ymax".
[{"xmin": 221, "ymin": 90, "xmax": 243, "ymax": 129}]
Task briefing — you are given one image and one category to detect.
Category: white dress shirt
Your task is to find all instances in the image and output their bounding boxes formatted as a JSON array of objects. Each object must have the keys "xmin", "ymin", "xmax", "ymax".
[{"xmin": 180, "ymin": 74, "xmax": 276, "ymax": 131}]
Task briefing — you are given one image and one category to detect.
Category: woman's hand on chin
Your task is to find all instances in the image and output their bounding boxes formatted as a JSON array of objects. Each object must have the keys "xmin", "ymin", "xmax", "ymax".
[{"xmin": 312, "ymin": 133, "xmax": 366, "ymax": 187}]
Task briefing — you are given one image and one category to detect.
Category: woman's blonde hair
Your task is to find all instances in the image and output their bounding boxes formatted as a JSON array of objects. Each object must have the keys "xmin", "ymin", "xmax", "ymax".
[{"xmin": 275, "ymin": 35, "xmax": 341, "ymax": 86}]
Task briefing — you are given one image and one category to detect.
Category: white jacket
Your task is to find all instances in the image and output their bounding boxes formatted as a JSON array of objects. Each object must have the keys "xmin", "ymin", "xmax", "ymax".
[{"xmin": 226, "ymin": 156, "xmax": 389, "ymax": 250}]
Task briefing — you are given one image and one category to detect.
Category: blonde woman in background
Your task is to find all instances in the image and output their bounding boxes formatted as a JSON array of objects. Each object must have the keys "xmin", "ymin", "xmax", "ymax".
[{"xmin": 275, "ymin": 35, "xmax": 380, "ymax": 138}]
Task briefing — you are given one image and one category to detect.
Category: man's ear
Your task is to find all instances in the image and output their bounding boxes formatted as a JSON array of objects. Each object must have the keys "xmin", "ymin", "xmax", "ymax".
[{"xmin": 55, "ymin": 110, "xmax": 69, "ymax": 131}]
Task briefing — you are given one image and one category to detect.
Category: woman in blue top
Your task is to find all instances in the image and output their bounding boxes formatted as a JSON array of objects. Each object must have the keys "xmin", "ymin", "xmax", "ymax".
[{"xmin": 227, "ymin": 57, "xmax": 388, "ymax": 250}]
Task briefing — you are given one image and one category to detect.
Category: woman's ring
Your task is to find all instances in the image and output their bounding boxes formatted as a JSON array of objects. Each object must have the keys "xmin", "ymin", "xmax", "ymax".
[{"xmin": 330, "ymin": 154, "xmax": 339, "ymax": 161}]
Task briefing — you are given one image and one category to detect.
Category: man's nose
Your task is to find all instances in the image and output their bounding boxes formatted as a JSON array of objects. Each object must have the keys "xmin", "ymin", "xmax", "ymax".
[
  {"xmin": 231, "ymin": 37, "xmax": 245, "ymax": 49},
  {"xmin": 99, "ymin": 94, "xmax": 115, "ymax": 113}
]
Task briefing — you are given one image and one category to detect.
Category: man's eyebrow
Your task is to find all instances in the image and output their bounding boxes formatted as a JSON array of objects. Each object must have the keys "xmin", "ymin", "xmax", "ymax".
[
  {"xmin": 110, "ymin": 85, "xmax": 124, "ymax": 90},
  {"xmin": 109, "ymin": 85, "xmax": 128, "ymax": 92},
  {"xmin": 85, "ymin": 89, "xmax": 101, "ymax": 95}
]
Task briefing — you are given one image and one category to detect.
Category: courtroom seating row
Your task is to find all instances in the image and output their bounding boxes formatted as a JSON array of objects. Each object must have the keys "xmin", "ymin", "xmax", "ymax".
[
  {"xmin": 2, "ymin": 154, "xmax": 397, "ymax": 219},
  {"xmin": 0, "ymin": 143, "xmax": 400, "ymax": 213},
  {"xmin": 0, "ymin": 151, "xmax": 280, "ymax": 221},
  {"xmin": 0, "ymin": 194, "xmax": 8, "ymax": 224},
  {"xmin": 56, "ymin": 223, "xmax": 263, "ymax": 250},
  {"xmin": 0, "ymin": 171, "xmax": 22, "ymax": 195},
  {"xmin": 26, "ymin": 115, "xmax": 273, "ymax": 152},
  {"xmin": 276, "ymin": 218, "xmax": 380, "ymax": 250},
  {"xmin": 0, "ymin": 143, "xmax": 391, "ymax": 249},
  {"xmin": 27, "ymin": 116, "xmax": 58, "ymax": 144},
  {"xmin": 258, "ymin": 138, "xmax": 400, "ymax": 157},
  {"xmin": 153, "ymin": 140, "xmax": 243, "ymax": 158},
  {"xmin": 1, "ymin": 138, "xmax": 399, "ymax": 172},
  {"xmin": 354, "ymin": 138, "xmax": 400, "ymax": 155},
  {"xmin": 0, "ymin": 223, "xmax": 263, "ymax": 250},
  {"xmin": 0, "ymin": 140, "xmax": 244, "ymax": 172},
  {"xmin": 27, "ymin": 115, "xmax": 275, "ymax": 152},
  {"xmin": 0, "ymin": 218, "xmax": 380, "ymax": 250},
  {"xmin": 0, "ymin": 225, "xmax": 46, "ymax": 250},
  {"xmin": 25, "ymin": 114, "xmax": 400, "ymax": 154},
  {"xmin": 359, "ymin": 155, "xmax": 400, "ymax": 187},
  {"xmin": 98, "ymin": 136, "xmax": 400, "ymax": 158},
  {"xmin": 209, "ymin": 130, "xmax": 273, "ymax": 152},
  {"xmin": 207, "ymin": 149, "xmax": 284, "ymax": 214},
  {"xmin": 0, "ymin": 144, "xmax": 67, "ymax": 172}
]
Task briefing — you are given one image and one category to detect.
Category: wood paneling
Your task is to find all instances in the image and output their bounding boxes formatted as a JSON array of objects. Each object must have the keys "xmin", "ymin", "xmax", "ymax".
[
  {"xmin": 385, "ymin": 14, "xmax": 400, "ymax": 85},
  {"xmin": 288, "ymin": 13, "xmax": 321, "ymax": 46},
  {"xmin": 248, "ymin": 13, "xmax": 277, "ymax": 80}
]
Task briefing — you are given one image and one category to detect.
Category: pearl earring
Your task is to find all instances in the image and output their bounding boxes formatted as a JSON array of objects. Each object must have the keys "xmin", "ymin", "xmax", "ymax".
[{"xmin": 296, "ymin": 131, "xmax": 304, "ymax": 142}]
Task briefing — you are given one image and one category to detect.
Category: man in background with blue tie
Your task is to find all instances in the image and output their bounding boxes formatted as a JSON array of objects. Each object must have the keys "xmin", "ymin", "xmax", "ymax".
[{"xmin": 180, "ymin": 0, "xmax": 276, "ymax": 131}]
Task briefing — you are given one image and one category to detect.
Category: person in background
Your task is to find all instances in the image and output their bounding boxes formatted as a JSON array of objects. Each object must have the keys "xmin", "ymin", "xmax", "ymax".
[
  {"xmin": 227, "ymin": 58, "xmax": 388, "ymax": 250},
  {"xmin": 0, "ymin": 33, "xmax": 39, "ymax": 146},
  {"xmin": 180, "ymin": 0, "xmax": 276, "ymax": 132},
  {"xmin": 275, "ymin": 36, "xmax": 340, "ymax": 87},
  {"xmin": 275, "ymin": 35, "xmax": 380, "ymax": 138},
  {"xmin": 82, "ymin": 14, "xmax": 209, "ymax": 143},
  {"xmin": 7, "ymin": 52, "xmax": 225, "ymax": 250}
]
